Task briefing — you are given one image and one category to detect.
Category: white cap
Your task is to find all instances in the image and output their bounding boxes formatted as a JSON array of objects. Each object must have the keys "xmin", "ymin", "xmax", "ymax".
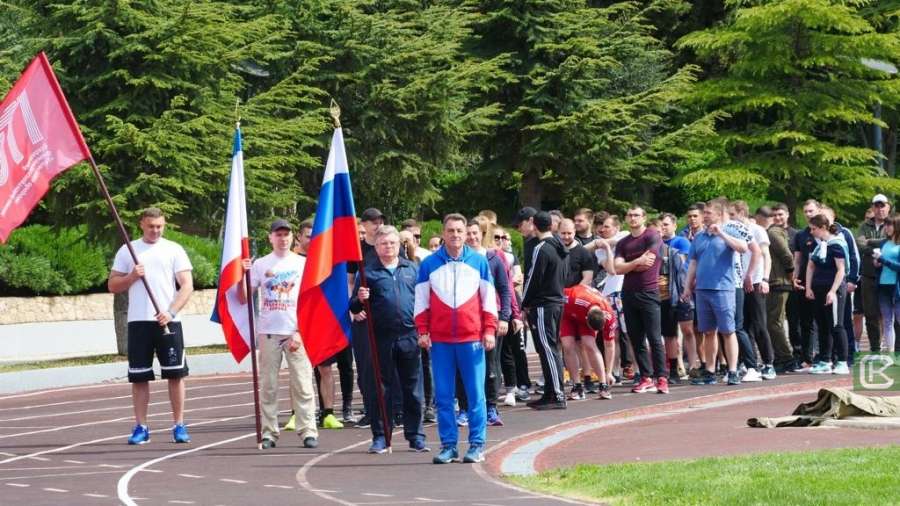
[{"xmin": 873, "ymin": 194, "xmax": 889, "ymax": 204}]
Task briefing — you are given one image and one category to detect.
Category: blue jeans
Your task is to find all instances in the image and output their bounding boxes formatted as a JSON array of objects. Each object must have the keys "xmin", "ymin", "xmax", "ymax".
[{"xmin": 431, "ymin": 341, "xmax": 486, "ymax": 447}]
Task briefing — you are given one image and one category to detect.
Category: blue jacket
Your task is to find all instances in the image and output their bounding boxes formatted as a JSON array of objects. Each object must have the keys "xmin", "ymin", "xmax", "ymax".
[
  {"xmin": 350, "ymin": 256, "xmax": 418, "ymax": 339},
  {"xmin": 835, "ymin": 222, "xmax": 861, "ymax": 284}
]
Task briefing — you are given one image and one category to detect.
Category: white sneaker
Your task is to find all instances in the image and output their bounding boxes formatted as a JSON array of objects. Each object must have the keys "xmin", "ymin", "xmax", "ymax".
[
  {"xmin": 742, "ymin": 368, "xmax": 763, "ymax": 382},
  {"xmin": 832, "ymin": 361, "xmax": 850, "ymax": 375},
  {"xmin": 503, "ymin": 391, "xmax": 516, "ymax": 407}
]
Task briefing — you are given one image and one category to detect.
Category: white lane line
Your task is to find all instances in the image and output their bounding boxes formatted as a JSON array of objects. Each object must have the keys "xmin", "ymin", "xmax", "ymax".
[
  {"xmin": 0, "ymin": 452, "xmax": 15, "ymax": 456},
  {"xmin": 63, "ymin": 459, "xmax": 86, "ymax": 464},
  {"xmin": 43, "ymin": 487, "xmax": 68, "ymax": 492},
  {"xmin": 140, "ymin": 469, "xmax": 163, "ymax": 473},
  {"xmin": 168, "ymin": 501, "xmax": 196, "ymax": 504},
  {"xmin": 220, "ymin": 478, "xmax": 247, "ymax": 484},
  {"xmin": 5, "ymin": 482, "xmax": 29, "ymax": 487},
  {"xmin": 0, "ymin": 470, "xmax": 123, "ymax": 480},
  {"xmin": 415, "ymin": 498, "xmax": 440, "ymax": 502},
  {"xmin": 0, "ymin": 465, "xmax": 90, "ymax": 471},
  {"xmin": 363, "ymin": 493, "xmax": 394, "ymax": 497},
  {"xmin": 178, "ymin": 474, "xmax": 204, "ymax": 479},
  {"xmin": 311, "ymin": 489, "xmax": 339, "ymax": 493},
  {"xmin": 265, "ymin": 484, "xmax": 294, "ymax": 489},
  {"xmin": 99, "ymin": 464, "xmax": 124, "ymax": 468},
  {"xmin": 118, "ymin": 431, "xmax": 257, "ymax": 506},
  {"xmin": 0, "ymin": 410, "xmax": 254, "ymax": 465},
  {"xmin": 84, "ymin": 493, "xmax": 109, "ymax": 498}
]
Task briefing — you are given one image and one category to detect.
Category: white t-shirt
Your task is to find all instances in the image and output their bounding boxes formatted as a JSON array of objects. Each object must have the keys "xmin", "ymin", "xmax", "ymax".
[
  {"xmin": 726, "ymin": 220, "xmax": 754, "ymax": 283},
  {"xmin": 112, "ymin": 238, "xmax": 192, "ymax": 322},
  {"xmin": 250, "ymin": 252, "xmax": 305, "ymax": 335},
  {"xmin": 595, "ymin": 231, "xmax": 629, "ymax": 295},
  {"xmin": 749, "ymin": 222, "xmax": 770, "ymax": 284}
]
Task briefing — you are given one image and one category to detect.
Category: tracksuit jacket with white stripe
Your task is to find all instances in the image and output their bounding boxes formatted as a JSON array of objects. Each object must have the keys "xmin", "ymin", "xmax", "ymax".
[
  {"xmin": 414, "ymin": 245, "xmax": 498, "ymax": 342},
  {"xmin": 522, "ymin": 235, "xmax": 568, "ymax": 308}
]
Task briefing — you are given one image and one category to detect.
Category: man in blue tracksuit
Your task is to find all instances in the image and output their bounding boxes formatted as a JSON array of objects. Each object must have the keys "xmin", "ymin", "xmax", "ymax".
[{"xmin": 351, "ymin": 225, "xmax": 427, "ymax": 454}]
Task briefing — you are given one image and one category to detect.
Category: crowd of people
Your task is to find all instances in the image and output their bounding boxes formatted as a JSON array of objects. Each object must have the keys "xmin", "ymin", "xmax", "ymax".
[{"xmin": 112, "ymin": 193, "xmax": 900, "ymax": 461}]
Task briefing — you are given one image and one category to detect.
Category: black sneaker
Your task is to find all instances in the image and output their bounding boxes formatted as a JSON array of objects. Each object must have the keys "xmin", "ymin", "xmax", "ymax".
[
  {"xmin": 355, "ymin": 415, "xmax": 371, "ymax": 429},
  {"xmin": 533, "ymin": 400, "xmax": 567, "ymax": 410},
  {"xmin": 567, "ymin": 383, "xmax": 585, "ymax": 401},
  {"xmin": 584, "ymin": 378, "xmax": 599, "ymax": 394},
  {"xmin": 341, "ymin": 406, "xmax": 356, "ymax": 424},
  {"xmin": 667, "ymin": 371, "xmax": 682, "ymax": 385},
  {"xmin": 423, "ymin": 406, "xmax": 436, "ymax": 423}
]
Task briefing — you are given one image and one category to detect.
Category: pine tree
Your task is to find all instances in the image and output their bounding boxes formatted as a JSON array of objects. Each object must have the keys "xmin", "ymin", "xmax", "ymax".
[{"xmin": 677, "ymin": 0, "xmax": 900, "ymax": 214}]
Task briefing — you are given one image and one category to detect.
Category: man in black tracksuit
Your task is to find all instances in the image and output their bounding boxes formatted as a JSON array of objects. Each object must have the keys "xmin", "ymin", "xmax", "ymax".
[{"xmin": 522, "ymin": 211, "xmax": 569, "ymax": 410}]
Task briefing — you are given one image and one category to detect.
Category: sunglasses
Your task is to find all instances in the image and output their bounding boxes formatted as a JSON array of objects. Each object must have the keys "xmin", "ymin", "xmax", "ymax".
[{"xmin": 494, "ymin": 235, "xmax": 510, "ymax": 240}]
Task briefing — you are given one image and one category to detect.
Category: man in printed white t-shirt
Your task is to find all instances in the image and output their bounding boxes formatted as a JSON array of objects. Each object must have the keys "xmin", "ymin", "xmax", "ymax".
[
  {"xmin": 240, "ymin": 219, "xmax": 319, "ymax": 449},
  {"xmin": 108, "ymin": 208, "xmax": 194, "ymax": 446}
]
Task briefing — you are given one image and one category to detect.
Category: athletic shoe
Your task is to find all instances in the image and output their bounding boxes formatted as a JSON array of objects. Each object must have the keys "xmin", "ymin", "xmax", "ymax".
[
  {"xmin": 341, "ymin": 407, "xmax": 356, "ymax": 424},
  {"xmin": 261, "ymin": 438, "xmax": 276, "ymax": 449},
  {"xmin": 584, "ymin": 377, "xmax": 599, "ymax": 394},
  {"xmin": 515, "ymin": 387, "xmax": 531, "ymax": 402},
  {"xmin": 368, "ymin": 437, "xmax": 388, "ymax": 454},
  {"xmin": 631, "ymin": 372, "xmax": 642, "ymax": 386},
  {"xmin": 568, "ymin": 383, "xmax": 586, "ymax": 401},
  {"xmin": 303, "ymin": 437, "xmax": 318, "ymax": 449},
  {"xmin": 322, "ymin": 414, "xmax": 344, "ymax": 429},
  {"xmin": 503, "ymin": 391, "xmax": 517, "ymax": 407},
  {"xmin": 742, "ymin": 368, "xmax": 763, "ymax": 382},
  {"xmin": 761, "ymin": 365, "xmax": 777, "ymax": 380},
  {"xmin": 598, "ymin": 383, "xmax": 612, "ymax": 400},
  {"xmin": 424, "ymin": 406, "xmax": 436, "ymax": 423},
  {"xmin": 832, "ymin": 361, "xmax": 850, "ymax": 375},
  {"xmin": 355, "ymin": 415, "xmax": 371, "ymax": 428},
  {"xmin": 283, "ymin": 414, "xmax": 296, "ymax": 432},
  {"xmin": 127, "ymin": 424, "xmax": 150, "ymax": 445},
  {"xmin": 667, "ymin": 371, "xmax": 682, "ymax": 385},
  {"xmin": 409, "ymin": 439, "xmax": 431, "ymax": 453},
  {"xmin": 487, "ymin": 406, "xmax": 504, "ymax": 426},
  {"xmin": 631, "ymin": 377, "xmax": 657, "ymax": 393},
  {"xmin": 456, "ymin": 412, "xmax": 469, "ymax": 427},
  {"xmin": 656, "ymin": 377, "xmax": 669, "ymax": 394},
  {"xmin": 527, "ymin": 399, "xmax": 567, "ymax": 410},
  {"xmin": 795, "ymin": 362, "xmax": 814, "ymax": 373},
  {"xmin": 727, "ymin": 371, "xmax": 741, "ymax": 385},
  {"xmin": 172, "ymin": 424, "xmax": 191, "ymax": 443},
  {"xmin": 691, "ymin": 370, "xmax": 716, "ymax": 385},
  {"xmin": 810, "ymin": 361, "xmax": 833, "ymax": 375},
  {"xmin": 534, "ymin": 384, "xmax": 545, "ymax": 396},
  {"xmin": 463, "ymin": 444, "xmax": 485, "ymax": 463},
  {"xmin": 433, "ymin": 445, "xmax": 459, "ymax": 464},
  {"xmin": 688, "ymin": 367, "xmax": 702, "ymax": 379},
  {"xmin": 622, "ymin": 365, "xmax": 635, "ymax": 380},
  {"xmin": 394, "ymin": 414, "xmax": 404, "ymax": 428}
]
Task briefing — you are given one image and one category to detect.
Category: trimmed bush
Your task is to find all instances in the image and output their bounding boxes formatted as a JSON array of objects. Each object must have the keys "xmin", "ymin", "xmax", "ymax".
[{"xmin": 164, "ymin": 230, "xmax": 221, "ymax": 289}]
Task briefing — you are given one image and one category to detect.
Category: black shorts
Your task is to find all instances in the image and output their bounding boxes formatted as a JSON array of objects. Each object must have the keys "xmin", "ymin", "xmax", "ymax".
[
  {"xmin": 853, "ymin": 289, "xmax": 863, "ymax": 315},
  {"xmin": 661, "ymin": 300, "xmax": 694, "ymax": 338},
  {"xmin": 318, "ymin": 344, "xmax": 352, "ymax": 367},
  {"xmin": 127, "ymin": 321, "xmax": 189, "ymax": 383}
]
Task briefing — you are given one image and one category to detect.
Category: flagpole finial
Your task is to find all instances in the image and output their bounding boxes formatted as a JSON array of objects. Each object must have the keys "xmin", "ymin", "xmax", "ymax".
[
  {"xmin": 235, "ymin": 98, "xmax": 242, "ymax": 126},
  {"xmin": 329, "ymin": 99, "xmax": 341, "ymax": 128}
]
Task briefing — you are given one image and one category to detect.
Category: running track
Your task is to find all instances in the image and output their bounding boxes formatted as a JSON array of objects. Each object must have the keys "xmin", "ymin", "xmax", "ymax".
[{"xmin": 0, "ymin": 356, "xmax": 834, "ymax": 506}]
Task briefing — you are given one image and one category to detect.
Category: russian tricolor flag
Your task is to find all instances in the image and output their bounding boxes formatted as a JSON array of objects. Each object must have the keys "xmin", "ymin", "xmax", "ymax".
[
  {"xmin": 211, "ymin": 125, "xmax": 252, "ymax": 363},
  {"xmin": 299, "ymin": 127, "xmax": 362, "ymax": 366}
]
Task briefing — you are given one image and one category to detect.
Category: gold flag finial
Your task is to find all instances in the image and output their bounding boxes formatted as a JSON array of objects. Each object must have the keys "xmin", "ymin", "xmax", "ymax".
[{"xmin": 329, "ymin": 99, "xmax": 341, "ymax": 128}]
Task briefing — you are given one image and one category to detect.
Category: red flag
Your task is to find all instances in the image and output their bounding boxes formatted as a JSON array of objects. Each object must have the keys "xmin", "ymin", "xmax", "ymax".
[{"xmin": 0, "ymin": 52, "xmax": 92, "ymax": 242}]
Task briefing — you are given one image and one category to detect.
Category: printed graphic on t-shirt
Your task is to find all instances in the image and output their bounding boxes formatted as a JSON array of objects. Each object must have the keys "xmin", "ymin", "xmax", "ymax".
[{"xmin": 262, "ymin": 269, "xmax": 300, "ymax": 312}]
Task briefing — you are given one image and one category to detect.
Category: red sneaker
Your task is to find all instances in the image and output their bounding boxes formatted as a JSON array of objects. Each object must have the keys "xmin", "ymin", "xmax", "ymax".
[
  {"xmin": 631, "ymin": 377, "xmax": 657, "ymax": 393},
  {"xmin": 656, "ymin": 376, "xmax": 669, "ymax": 394}
]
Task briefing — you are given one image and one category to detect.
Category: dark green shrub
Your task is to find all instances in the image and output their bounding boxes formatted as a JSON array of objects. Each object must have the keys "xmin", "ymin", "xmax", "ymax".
[{"xmin": 164, "ymin": 230, "xmax": 221, "ymax": 289}]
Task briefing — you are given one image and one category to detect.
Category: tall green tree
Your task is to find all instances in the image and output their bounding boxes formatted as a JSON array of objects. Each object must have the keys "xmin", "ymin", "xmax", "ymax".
[{"xmin": 677, "ymin": 0, "xmax": 900, "ymax": 216}]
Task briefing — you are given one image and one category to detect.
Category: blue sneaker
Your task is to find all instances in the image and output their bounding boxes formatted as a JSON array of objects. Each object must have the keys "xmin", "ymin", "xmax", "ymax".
[
  {"xmin": 690, "ymin": 371, "xmax": 716, "ymax": 385},
  {"xmin": 487, "ymin": 406, "xmax": 504, "ymax": 427},
  {"xmin": 368, "ymin": 436, "xmax": 388, "ymax": 454},
  {"xmin": 463, "ymin": 444, "xmax": 485, "ymax": 463},
  {"xmin": 432, "ymin": 445, "xmax": 459, "ymax": 464},
  {"xmin": 409, "ymin": 439, "xmax": 431, "ymax": 453},
  {"xmin": 172, "ymin": 423, "xmax": 191, "ymax": 443},
  {"xmin": 128, "ymin": 424, "xmax": 150, "ymax": 445},
  {"xmin": 456, "ymin": 412, "xmax": 469, "ymax": 427}
]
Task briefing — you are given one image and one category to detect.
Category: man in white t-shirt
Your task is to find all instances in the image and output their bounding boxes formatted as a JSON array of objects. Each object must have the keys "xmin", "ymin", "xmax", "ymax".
[
  {"xmin": 108, "ymin": 208, "xmax": 194, "ymax": 446},
  {"xmin": 240, "ymin": 219, "xmax": 318, "ymax": 449}
]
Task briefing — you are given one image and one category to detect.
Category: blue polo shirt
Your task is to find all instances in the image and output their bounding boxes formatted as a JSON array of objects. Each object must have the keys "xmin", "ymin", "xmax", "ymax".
[{"xmin": 689, "ymin": 226, "xmax": 744, "ymax": 291}]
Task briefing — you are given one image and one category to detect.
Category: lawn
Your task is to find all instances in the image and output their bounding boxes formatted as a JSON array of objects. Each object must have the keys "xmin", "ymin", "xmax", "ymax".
[
  {"xmin": 0, "ymin": 344, "xmax": 231, "ymax": 373},
  {"xmin": 508, "ymin": 446, "xmax": 900, "ymax": 506}
]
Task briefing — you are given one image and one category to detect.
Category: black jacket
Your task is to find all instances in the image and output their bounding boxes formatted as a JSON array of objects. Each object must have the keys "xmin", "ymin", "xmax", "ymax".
[
  {"xmin": 350, "ymin": 256, "xmax": 418, "ymax": 339},
  {"xmin": 522, "ymin": 235, "xmax": 568, "ymax": 308}
]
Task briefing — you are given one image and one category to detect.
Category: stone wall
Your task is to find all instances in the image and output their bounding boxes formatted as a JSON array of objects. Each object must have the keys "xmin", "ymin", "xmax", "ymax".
[{"xmin": 0, "ymin": 289, "xmax": 217, "ymax": 325}]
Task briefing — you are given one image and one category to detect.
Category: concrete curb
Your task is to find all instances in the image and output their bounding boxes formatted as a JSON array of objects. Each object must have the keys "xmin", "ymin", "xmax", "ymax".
[
  {"xmin": 0, "ymin": 353, "xmax": 253, "ymax": 394},
  {"xmin": 485, "ymin": 377, "xmax": 850, "ymax": 478}
]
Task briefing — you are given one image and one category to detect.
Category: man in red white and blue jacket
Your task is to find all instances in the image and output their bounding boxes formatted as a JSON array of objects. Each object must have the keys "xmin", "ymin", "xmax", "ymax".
[{"xmin": 415, "ymin": 213, "xmax": 498, "ymax": 464}]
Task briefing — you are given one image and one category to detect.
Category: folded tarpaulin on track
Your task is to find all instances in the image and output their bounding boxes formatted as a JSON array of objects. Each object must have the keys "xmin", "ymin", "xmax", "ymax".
[{"xmin": 748, "ymin": 388, "xmax": 900, "ymax": 428}]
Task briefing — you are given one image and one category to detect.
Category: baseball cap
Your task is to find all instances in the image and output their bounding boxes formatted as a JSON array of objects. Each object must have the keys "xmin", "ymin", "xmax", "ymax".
[
  {"xmin": 270, "ymin": 218, "xmax": 292, "ymax": 232},
  {"xmin": 360, "ymin": 208, "xmax": 385, "ymax": 222},
  {"xmin": 872, "ymin": 194, "xmax": 889, "ymax": 204},
  {"xmin": 514, "ymin": 206, "xmax": 538, "ymax": 226}
]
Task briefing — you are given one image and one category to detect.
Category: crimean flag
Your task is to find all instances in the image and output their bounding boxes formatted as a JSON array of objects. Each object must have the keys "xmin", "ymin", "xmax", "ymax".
[
  {"xmin": 299, "ymin": 127, "xmax": 362, "ymax": 366},
  {"xmin": 0, "ymin": 52, "xmax": 92, "ymax": 242},
  {"xmin": 211, "ymin": 125, "xmax": 252, "ymax": 363}
]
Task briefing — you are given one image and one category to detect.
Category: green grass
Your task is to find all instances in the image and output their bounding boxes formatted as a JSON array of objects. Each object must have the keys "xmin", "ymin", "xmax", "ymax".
[
  {"xmin": 509, "ymin": 446, "xmax": 900, "ymax": 506},
  {"xmin": 0, "ymin": 344, "xmax": 230, "ymax": 373}
]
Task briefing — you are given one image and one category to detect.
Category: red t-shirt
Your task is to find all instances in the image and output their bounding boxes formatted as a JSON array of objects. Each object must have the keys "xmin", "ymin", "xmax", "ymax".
[
  {"xmin": 562, "ymin": 285, "xmax": 617, "ymax": 342},
  {"xmin": 614, "ymin": 228, "xmax": 661, "ymax": 292}
]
